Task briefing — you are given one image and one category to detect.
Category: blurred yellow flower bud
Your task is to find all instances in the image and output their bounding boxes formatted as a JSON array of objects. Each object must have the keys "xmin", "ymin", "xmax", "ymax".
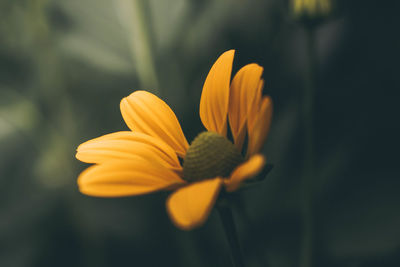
[{"xmin": 291, "ymin": 0, "xmax": 332, "ymax": 24}]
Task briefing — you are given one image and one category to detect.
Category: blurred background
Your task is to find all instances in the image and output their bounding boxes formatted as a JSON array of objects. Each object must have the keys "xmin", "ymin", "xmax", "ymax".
[{"xmin": 1, "ymin": 0, "xmax": 399, "ymax": 266}]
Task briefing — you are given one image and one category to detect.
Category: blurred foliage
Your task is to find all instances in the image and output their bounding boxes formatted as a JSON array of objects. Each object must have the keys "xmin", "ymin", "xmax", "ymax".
[{"xmin": 0, "ymin": 0, "xmax": 399, "ymax": 266}]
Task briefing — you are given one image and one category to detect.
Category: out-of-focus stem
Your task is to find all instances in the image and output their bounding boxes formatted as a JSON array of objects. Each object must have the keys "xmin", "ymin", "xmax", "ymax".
[
  {"xmin": 217, "ymin": 200, "xmax": 245, "ymax": 267},
  {"xmin": 300, "ymin": 27, "xmax": 316, "ymax": 267},
  {"xmin": 114, "ymin": 0, "xmax": 159, "ymax": 94}
]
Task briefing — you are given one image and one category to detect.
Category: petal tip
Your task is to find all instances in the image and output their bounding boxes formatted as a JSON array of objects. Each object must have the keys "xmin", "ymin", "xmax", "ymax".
[
  {"xmin": 166, "ymin": 178, "xmax": 222, "ymax": 230},
  {"xmin": 225, "ymin": 154, "xmax": 266, "ymax": 192}
]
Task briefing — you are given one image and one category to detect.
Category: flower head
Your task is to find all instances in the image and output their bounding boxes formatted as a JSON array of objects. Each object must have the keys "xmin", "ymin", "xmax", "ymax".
[
  {"xmin": 291, "ymin": 0, "xmax": 332, "ymax": 25},
  {"xmin": 76, "ymin": 50, "xmax": 273, "ymax": 230}
]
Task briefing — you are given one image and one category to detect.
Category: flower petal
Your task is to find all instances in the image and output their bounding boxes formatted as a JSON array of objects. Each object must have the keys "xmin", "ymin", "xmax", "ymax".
[
  {"xmin": 199, "ymin": 50, "xmax": 235, "ymax": 136},
  {"xmin": 229, "ymin": 64, "xmax": 263, "ymax": 150},
  {"xmin": 224, "ymin": 154, "xmax": 266, "ymax": 192},
  {"xmin": 76, "ymin": 131, "xmax": 181, "ymax": 170},
  {"xmin": 120, "ymin": 91, "xmax": 188, "ymax": 157},
  {"xmin": 78, "ymin": 160, "xmax": 185, "ymax": 197},
  {"xmin": 167, "ymin": 177, "xmax": 222, "ymax": 230},
  {"xmin": 247, "ymin": 96, "xmax": 273, "ymax": 157}
]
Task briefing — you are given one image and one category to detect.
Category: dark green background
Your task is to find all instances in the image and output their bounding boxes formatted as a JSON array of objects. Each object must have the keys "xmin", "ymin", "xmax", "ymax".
[{"xmin": 1, "ymin": 0, "xmax": 399, "ymax": 266}]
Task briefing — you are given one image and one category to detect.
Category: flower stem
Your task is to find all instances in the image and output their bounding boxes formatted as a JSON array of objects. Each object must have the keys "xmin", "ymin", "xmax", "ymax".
[
  {"xmin": 217, "ymin": 200, "xmax": 245, "ymax": 267},
  {"xmin": 300, "ymin": 27, "xmax": 317, "ymax": 267},
  {"xmin": 114, "ymin": 0, "xmax": 160, "ymax": 94}
]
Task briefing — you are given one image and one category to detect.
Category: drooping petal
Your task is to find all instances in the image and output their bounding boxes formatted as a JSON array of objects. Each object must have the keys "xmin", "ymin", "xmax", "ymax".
[
  {"xmin": 229, "ymin": 64, "xmax": 263, "ymax": 150},
  {"xmin": 247, "ymin": 96, "xmax": 273, "ymax": 157},
  {"xmin": 76, "ymin": 131, "xmax": 181, "ymax": 170},
  {"xmin": 78, "ymin": 160, "xmax": 185, "ymax": 197},
  {"xmin": 224, "ymin": 154, "xmax": 266, "ymax": 192},
  {"xmin": 167, "ymin": 177, "xmax": 222, "ymax": 230},
  {"xmin": 199, "ymin": 50, "xmax": 235, "ymax": 136},
  {"xmin": 120, "ymin": 91, "xmax": 189, "ymax": 157}
]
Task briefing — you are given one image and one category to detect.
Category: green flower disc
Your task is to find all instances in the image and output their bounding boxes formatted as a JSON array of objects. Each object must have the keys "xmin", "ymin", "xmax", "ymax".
[{"xmin": 183, "ymin": 131, "xmax": 244, "ymax": 182}]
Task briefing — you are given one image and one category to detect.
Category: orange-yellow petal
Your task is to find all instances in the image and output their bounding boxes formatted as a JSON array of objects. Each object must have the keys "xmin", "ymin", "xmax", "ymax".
[
  {"xmin": 247, "ymin": 96, "xmax": 273, "ymax": 157},
  {"xmin": 120, "ymin": 91, "xmax": 188, "ymax": 157},
  {"xmin": 166, "ymin": 177, "xmax": 222, "ymax": 230},
  {"xmin": 224, "ymin": 154, "xmax": 266, "ymax": 192},
  {"xmin": 78, "ymin": 159, "xmax": 185, "ymax": 197},
  {"xmin": 199, "ymin": 50, "xmax": 235, "ymax": 136},
  {"xmin": 248, "ymin": 79, "xmax": 264, "ymax": 121},
  {"xmin": 76, "ymin": 131, "xmax": 181, "ymax": 170},
  {"xmin": 229, "ymin": 64, "xmax": 263, "ymax": 150}
]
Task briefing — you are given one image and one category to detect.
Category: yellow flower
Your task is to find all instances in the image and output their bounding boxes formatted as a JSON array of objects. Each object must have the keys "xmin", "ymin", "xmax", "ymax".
[
  {"xmin": 291, "ymin": 0, "xmax": 332, "ymax": 20},
  {"xmin": 76, "ymin": 50, "xmax": 272, "ymax": 230}
]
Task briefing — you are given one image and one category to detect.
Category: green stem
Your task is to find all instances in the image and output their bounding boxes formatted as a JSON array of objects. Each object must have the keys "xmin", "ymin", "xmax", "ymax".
[
  {"xmin": 114, "ymin": 0, "xmax": 160, "ymax": 94},
  {"xmin": 217, "ymin": 201, "xmax": 245, "ymax": 267},
  {"xmin": 300, "ymin": 27, "xmax": 316, "ymax": 267}
]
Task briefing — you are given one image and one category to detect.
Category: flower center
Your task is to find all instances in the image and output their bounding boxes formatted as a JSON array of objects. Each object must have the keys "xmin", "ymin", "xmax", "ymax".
[{"xmin": 183, "ymin": 131, "xmax": 244, "ymax": 182}]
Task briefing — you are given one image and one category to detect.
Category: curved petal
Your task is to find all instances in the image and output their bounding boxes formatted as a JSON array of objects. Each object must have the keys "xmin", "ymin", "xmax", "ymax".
[
  {"xmin": 78, "ymin": 160, "xmax": 185, "ymax": 197},
  {"xmin": 224, "ymin": 154, "xmax": 266, "ymax": 192},
  {"xmin": 167, "ymin": 177, "xmax": 222, "ymax": 230},
  {"xmin": 247, "ymin": 96, "xmax": 273, "ymax": 157},
  {"xmin": 76, "ymin": 131, "xmax": 181, "ymax": 170},
  {"xmin": 120, "ymin": 91, "xmax": 188, "ymax": 157},
  {"xmin": 199, "ymin": 50, "xmax": 235, "ymax": 136},
  {"xmin": 229, "ymin": 64, "xmax": 263, "ymax": 150}
]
